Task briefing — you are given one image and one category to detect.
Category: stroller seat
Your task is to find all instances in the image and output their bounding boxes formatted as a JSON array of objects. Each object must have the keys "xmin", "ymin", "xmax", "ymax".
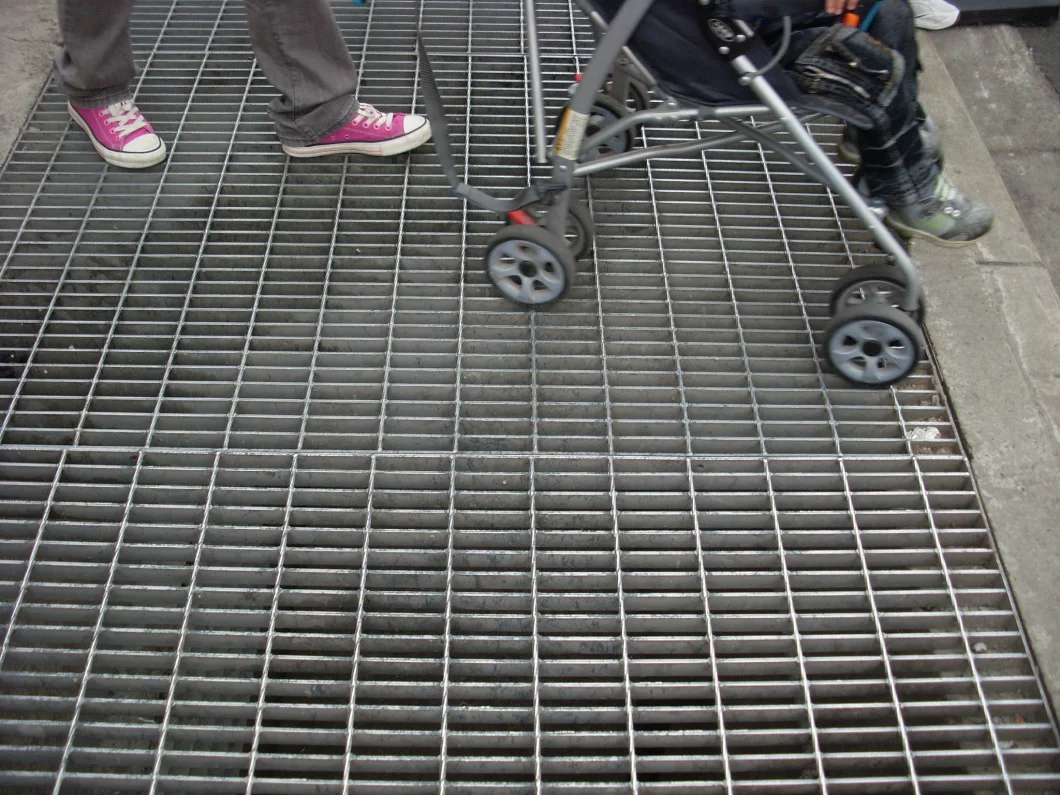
[{"xmin": 589, "ymin": 0, "xmax": 871, "ymax": 128}]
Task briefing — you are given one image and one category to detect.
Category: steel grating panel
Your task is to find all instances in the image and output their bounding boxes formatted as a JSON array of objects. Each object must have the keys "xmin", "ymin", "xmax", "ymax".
[{"xmin": 0, "ymin": 0, "xmax": 1058, "ymax": 792}]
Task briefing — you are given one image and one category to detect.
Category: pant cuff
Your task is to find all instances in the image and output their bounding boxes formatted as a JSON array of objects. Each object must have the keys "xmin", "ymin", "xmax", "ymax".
[
  {"xmin": 59, "ymin": 81, "xmax": 135, "ymax": 110},
  {"xmin": 272, "ymin": 97, "xmax": 360, "ymax": 146}
]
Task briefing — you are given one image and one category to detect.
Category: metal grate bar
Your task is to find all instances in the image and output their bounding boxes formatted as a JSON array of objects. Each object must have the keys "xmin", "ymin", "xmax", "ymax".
[
  {"xmin": 341, "ymin": 4, "xmax": 432, "ymax": 793},
  {"xmin": 585, "ymin": 142, "xmax": 641, "ymax": 791},
  {"xmin": 642, "ymin": 117, "xmax": 737, "ymax": 795},
  {"xmin": 752, "ymin": 133, "xmax": 920, "ymax": 790}
]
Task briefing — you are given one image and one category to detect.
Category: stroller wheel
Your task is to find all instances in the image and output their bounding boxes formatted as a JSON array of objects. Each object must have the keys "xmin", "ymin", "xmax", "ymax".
[
  {"xmin": 507, "ymin": 198, "xmax": 595, "ymax": 260},
  {"xmin": 823, "ymin": 303, "xmax": 923, "ymax": 388},
  {"xmin": 485, "ymin": 225, "xmax": 577, "ymax": 307},
  {"xmin": 556, "ymin": 95, "xmax": 634, "ymax": 161},
  {"xmin": 586, "ymin": 95, "xmax": 634, "ymax": 159},
  {"xmin": 829, "ymin": 263, "xmax": 924, "ymax": 323},
  {"xmin": 607, "ymin": 77, "xmax": 652, "ymax": 112},
  {"xmin": 561, "ymin": 199, "xmax": 595, "ymax": 260}
]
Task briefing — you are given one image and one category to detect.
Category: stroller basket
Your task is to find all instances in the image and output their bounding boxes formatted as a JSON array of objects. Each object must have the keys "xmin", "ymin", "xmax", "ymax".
[{"xmin": 417, "ymin": 0, "xmax": 925, "ymax": 388}]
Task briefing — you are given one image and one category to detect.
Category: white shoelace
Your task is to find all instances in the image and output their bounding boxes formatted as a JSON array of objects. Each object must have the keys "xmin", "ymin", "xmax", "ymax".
[
  {"xmin": 352, "ymin": 103, "xmax": 395, "ymax": 130},
  {"xmin": 103, "ymin": 100, "xmax": 149, "ymax": 138}
]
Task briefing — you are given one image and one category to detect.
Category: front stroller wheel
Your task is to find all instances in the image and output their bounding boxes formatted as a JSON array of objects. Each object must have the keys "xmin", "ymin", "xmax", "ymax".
[
  {"xmin": 485, "ymin": 225, "xmax": 577, "ymax": 307},
  {"xmin": 506, "ymin": 198, "xmax": 595, "ymax": 260},
  {"xmin": 823, "ymin": 303, "xmax": 923, "ymax": 387}
]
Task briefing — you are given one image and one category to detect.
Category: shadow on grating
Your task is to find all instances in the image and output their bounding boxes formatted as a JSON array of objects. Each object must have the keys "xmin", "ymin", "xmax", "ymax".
[{"xmin": 0, "ymin": 0, "xmax": 1058, "ymax": 793}]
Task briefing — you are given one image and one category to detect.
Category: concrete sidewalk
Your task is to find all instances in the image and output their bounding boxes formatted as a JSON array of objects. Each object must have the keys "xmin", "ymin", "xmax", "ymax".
[
  {"xmin": 915, "ymin": 29, "xmax": 1060, "ymax": 716},
  {"xmin": 2, "ymin": 0, "xmax": 1058, "ymax": 721}
]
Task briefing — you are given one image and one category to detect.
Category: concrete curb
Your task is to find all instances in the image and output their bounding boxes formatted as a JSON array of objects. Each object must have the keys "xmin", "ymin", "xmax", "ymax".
[
  {"xmin": 0, "ymin": 0, "xmax": 59, "ymax": 167},
  {"xmin": 917, "ymin": 34, "xmax": 1060, "ymax": 715}
]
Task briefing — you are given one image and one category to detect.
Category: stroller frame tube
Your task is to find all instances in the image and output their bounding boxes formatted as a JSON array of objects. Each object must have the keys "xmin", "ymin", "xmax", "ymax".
[
  {"xmin": 543, "ymin": 0, "xmax": 657, "ymax": 236},
  {"xmin": 574, "ymin": 108, "xmax": 814, "ymax": 174},
  {"xmin": 524, "ymin": 0, "xmax": 550, "ymax": 164},
  {"xmin": 728, "ymin": 54, "xmax": 921, "ymax": 313},
  {"xmin": 552, "ymin": 0, "xmax": 919, "ymax": 312}
]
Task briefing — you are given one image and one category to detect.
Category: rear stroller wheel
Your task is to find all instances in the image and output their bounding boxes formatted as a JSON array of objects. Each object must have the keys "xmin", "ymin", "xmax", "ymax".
[
  {"xmin": 485, "ymin": 225, "xmax": 577, "ymax": 307},
  {"xmin": 561, "ymin": 199, "xmax": 595, "ymax": 260},
  {"xmin": 557, "ymin": 95, "xmax": 634, "ymax": 161},
  {"xmin": 823, "ymin": 303, "xmax": 923, "ymax": 387},
  {"xmin": 607, "ymin": 77, "xmax": 652, "ymax": 112},
  {"xmin": 829, "ymin": 263, "xmax": 924, "ymax": 323}
]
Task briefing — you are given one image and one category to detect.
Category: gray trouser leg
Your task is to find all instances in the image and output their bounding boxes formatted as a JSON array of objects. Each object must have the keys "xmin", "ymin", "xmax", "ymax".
[
  {"xmin": 54, "ymin": 0, "xmax": 137, "ymax": 108},
  {"xmin": 242, "ymin": 0, "xmax": 360, "ymax": 145},
  {"xmin": 54, "ymin": 0, "xmax": 360, "ymax": 144}
]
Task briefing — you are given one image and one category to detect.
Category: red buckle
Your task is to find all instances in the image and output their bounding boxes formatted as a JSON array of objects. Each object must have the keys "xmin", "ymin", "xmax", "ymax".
[{"xmin": 507, "ymin": 209, "xmax": 536, "ymax": 225}]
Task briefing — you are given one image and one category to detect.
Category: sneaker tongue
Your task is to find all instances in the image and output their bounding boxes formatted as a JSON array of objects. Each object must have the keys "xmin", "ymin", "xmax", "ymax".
[{"xmin": 107, "ymin": 100, "xmax": 134, "ymax": 116}]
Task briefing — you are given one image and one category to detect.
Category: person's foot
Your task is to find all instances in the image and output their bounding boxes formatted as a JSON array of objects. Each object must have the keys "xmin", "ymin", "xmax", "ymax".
[
  {"xmin": 68, "ymin": 100, "xmax": 166, "ymax": 169},
  {"xmin": 910, "ymin": 0, "xmax": 960, "ymax": 29},
  {"xmin": 837, "ymin": 126, "xmax": 862, "ymax": 164},
  {"xmin": 838, "ymin": 112, "xmax": 942, "ymax": 167},
  {"xmin": 282, "ymin": 103, "xmax": 432, "ymax": 158},
  {"xmin": 853, "ymin": 171, "xmax": 889, "ymax": 221},
  {"xmin": 886, "ymin": 176, "xmax": 994, "ymax": 247}
]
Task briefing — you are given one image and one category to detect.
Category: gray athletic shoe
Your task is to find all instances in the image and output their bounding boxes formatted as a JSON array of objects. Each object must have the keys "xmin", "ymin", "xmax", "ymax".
[{"xmin": 886, "ymin": 176, "xmax": 994, "ymax": 247}]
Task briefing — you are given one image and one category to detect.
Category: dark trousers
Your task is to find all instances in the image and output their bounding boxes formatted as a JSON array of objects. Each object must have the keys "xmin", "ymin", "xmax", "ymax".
[
  {"xmin": 54, "ymin": 0, "xmax": 361, "ymax": 145},
  {"xmin": 766, "ymin": 0, "xmax": 939, "ymax": 206}
]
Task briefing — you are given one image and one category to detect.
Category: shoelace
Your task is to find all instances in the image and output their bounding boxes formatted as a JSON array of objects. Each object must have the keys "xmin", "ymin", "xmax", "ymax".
[
  {"xmin": 931, "ymin": 177, "xmax": 965, "ymax": 218},
  {"xmin": 935, "ymin": 177, "xmax": 957, "ymax": 203},
  {"xmin": 352, "ymin": 103, "xmax": 395, "ymax": 130},
  {"xmin": 103, "ymin": 100, "xmax": 149, "ymax": 139}
]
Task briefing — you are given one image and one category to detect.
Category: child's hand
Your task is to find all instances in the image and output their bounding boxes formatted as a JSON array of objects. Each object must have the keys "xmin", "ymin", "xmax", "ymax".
[{"xmin": 824, "ymin": 0, "xmax": 859, "ymax": 15}]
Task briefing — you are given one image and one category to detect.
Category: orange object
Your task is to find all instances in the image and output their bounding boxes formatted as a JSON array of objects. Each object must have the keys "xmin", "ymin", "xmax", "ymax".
[{"xmin": 842, "ymin": 10, "xmax": 860, "ymax": 25}]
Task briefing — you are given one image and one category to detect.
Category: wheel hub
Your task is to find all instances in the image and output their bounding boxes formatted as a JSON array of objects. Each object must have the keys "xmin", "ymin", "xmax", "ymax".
[
  {"xmin": 488, "ymin": 239, "xmax": 566, "ymax": 305},
  {"xmin": 828, "ymin": 319, "xmax": 917, "ymax": 385}
]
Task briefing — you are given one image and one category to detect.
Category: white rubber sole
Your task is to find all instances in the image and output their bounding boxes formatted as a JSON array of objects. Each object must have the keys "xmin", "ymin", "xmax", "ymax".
[
  {"xmin": 282, "ymin": 120, "xmax": 432, "ymax": 158},
  {"xmin": 885, "ymin": 214, "xmax": 989, "ymax": 249},
  {"xmin": 69, "ymin": 104, "xmax": 167, "ymax": 169}
]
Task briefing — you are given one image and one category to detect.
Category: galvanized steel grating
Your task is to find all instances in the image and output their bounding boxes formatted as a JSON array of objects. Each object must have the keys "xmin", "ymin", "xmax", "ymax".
[{"xmin": 0, "ymin": 0, "xmax": 1058, "ymax": 792}]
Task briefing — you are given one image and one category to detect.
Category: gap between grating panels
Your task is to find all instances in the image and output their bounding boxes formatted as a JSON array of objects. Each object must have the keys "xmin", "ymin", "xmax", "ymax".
[{"xmin": 0, "ymin": 0, "xmax": 1058, "ymax": 793}]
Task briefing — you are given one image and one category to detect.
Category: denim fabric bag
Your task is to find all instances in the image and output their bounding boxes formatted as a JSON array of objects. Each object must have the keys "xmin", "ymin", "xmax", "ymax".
[{"xmin": 785, "ymin": 23, "xmax": 905, "ymax": 130}]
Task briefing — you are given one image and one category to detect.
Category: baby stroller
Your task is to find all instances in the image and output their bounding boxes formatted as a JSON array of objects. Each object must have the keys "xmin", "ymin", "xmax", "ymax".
[{"xmin": 418, "ymin": 0, "xmax": 925, "ymax": 388}]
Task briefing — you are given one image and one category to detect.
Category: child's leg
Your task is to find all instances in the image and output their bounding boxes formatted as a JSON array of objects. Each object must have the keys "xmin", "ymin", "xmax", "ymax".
[
  {"xmin": 863, "ymin": 0, "xmax": 919, "ymax": 101},
  {"xmin": 858, "ymin": 0, "xmax": 993, "ymax": 245}
]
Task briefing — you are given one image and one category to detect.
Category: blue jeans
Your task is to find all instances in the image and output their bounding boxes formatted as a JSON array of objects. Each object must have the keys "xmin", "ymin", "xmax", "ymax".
[
  {"xmin": 764, "ymin": 0, "xmax": 939, "ymax": 206},
  {"xmin": 54, "ymin": 0, "xmax": 359, "ymax": 145}
]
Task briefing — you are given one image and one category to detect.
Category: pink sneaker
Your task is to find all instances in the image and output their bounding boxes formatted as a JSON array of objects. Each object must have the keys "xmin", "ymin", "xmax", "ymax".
[
  {"xmin": 68, "ymin": 100, "xmax": 166, "ymax": 169},
  {"xmin": 282, "ymin": 103, "xmax": 432, "ymax": 158}
]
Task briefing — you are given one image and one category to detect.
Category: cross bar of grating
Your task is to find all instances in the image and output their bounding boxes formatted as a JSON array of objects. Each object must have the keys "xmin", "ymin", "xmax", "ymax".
[{"xmin": 0, "ymin": 1, "xmax": 1058, "ymax": 793}]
